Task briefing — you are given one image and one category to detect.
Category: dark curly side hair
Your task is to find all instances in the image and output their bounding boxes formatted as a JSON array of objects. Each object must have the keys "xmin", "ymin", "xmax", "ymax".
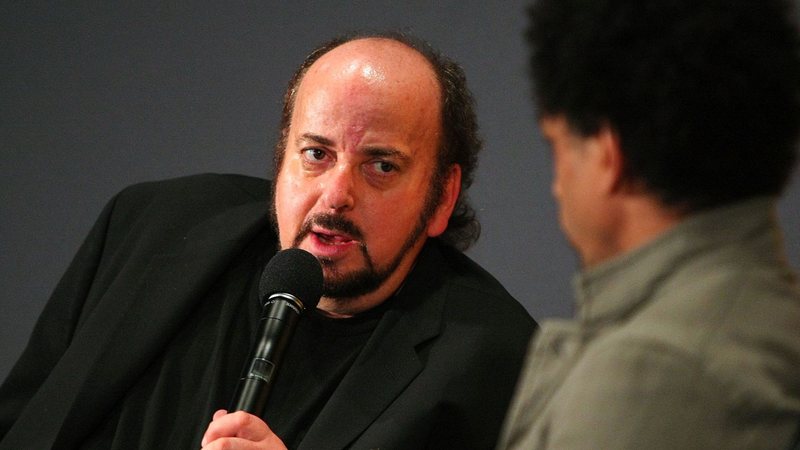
[
  {"xmin": 272, "ymin": 32, "xmax": 482, "ymax": 251},
  {"xmin": 527, "ymin": 0, "xmax": 800, "ymax": 211}
]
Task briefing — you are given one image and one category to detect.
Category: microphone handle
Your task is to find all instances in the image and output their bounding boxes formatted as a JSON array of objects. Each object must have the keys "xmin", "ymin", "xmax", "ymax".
[{"xmin": 230, "ymin": 294, "xmax": 302, "ymax": 415}]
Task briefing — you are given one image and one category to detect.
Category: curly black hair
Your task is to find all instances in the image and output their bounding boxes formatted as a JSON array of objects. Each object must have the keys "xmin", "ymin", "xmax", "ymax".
[
  {"xmin": 272, "ymin": 32, "xmax": 482, "ymax": 250},
  {"xmin": 527, "ymin": 0, "xmax": 800, "ymax": 211}
]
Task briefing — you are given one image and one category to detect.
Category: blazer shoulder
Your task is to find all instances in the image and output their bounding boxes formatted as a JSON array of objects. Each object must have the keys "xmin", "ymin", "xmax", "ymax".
[
  {"xmin": 96, "ymin": 174, "xmax": 271, "ymax": 252},
  {"xmin": 434, "ymin": 242, "xmax": 537, "ymax": 337},
  {"xmin": 118, "ymin": 173, "xmax": 269, "ymax": 203},
  {"xmin": 108, "ymin": 173, "xmax": 267, "ymax": 220},
  {"xmin": 441, "ymin": 244, "xmax": 533, "ymax": 313}
]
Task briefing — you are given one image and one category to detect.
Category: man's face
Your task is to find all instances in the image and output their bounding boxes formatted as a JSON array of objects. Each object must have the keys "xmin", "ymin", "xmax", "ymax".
[
  {"xmin": 274, "ymin": 39, "xmax": 454, "ymax": 313},
  {"xmin": 540, "ymin": 115, "xmax": 616, "ymax": 267}
]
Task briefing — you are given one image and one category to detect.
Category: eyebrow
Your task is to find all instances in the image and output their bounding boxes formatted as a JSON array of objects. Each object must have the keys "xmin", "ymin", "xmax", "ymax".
[
  {"xmin": 362, "ymin": 147, "xmax": 412, "ymax": 164},
  {"xmin": 297, "ymin": 133, "xmax": 335, "ymax": 147},
  {"xmin": 297, "ymin": 133, "xmax": 412, "ymax": 163}
]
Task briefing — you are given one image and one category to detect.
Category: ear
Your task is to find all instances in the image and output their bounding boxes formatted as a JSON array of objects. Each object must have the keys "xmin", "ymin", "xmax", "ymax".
[
  {"xmin": 595, "ymin": 125, "xmax": 625, "ymax": 195},
  {"xmin": 426, "ymin": 164, "xmax": 462, "ymax": 237}
]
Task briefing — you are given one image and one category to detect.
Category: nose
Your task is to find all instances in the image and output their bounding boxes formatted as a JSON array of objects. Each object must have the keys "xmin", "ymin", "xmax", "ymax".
[{"xmin": 320, "ymin": 166, "xmax": 355, "ymax": 212}]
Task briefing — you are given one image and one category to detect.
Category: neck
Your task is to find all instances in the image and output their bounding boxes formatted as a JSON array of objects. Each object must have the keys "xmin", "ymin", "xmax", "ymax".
[
  {"xmin": 618, "ymin": 197, "xmax": 686, "ymax": 252},
  {"xmin": 583, "ymin": 195, "xmax": 686, "ymax": 268}
]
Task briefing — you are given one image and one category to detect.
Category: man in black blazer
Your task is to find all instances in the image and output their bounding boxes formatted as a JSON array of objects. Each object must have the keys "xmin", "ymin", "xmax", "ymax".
[{"xmin": 0, "ymin": 33, "xmax": 535, "ymax": 449}]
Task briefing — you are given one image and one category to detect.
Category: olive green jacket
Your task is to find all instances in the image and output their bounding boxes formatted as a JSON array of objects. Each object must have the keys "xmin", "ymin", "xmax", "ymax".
[{"xmin": 500, "ymin": 198, "xmax": 800, "ymax": 450}]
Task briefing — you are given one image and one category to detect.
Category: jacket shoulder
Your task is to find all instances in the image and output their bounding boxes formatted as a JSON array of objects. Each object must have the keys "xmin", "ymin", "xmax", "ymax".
[
  {"xmin": 108, "ymin": 173, "xmax": 268, "ymax": 226},
  {"xmin": 437, "ymin": 243, "xmax": 536, "ymax": 331},
  {"xmin": 118, "ymin": 173, "xmax": 268, "ymax": 204}
]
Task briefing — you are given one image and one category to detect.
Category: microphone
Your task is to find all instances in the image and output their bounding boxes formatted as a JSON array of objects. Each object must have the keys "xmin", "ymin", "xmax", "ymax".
[{"xmin": 230, "ymin": 248, "xmax": 323, "ymax": 415}]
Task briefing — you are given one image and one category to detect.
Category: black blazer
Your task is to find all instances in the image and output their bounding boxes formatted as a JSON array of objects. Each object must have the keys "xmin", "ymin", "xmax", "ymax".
[{"xmin": 0, "ymin": 174, "xmax": 535, "ymax": 449}]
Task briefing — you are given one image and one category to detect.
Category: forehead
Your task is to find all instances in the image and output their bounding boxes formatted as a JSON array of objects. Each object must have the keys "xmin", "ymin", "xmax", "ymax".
[
  {"xmin": 304, "ymin": 38, "xmax": 440, "ymax": 89},
  {"xmin": 291, "ymin": 39, "xmax": 442, "ymax": 139},
  {"xmin": 539, "ymin": 115, "xmax": 571, "ymax": 138}
]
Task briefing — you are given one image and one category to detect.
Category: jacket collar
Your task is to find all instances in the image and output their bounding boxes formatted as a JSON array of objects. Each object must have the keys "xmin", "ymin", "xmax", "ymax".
[{"xmin": 574, "ymin": 197, "xmax": 783, "ymax": 326}]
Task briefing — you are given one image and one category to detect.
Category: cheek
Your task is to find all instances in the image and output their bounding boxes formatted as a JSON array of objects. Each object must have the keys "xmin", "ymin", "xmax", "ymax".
[
  {"xmin": 551, "ymin": 160, "xmax": 579, "ymax": 232},
  {"xmin": 274, "ymin": 173, "xmax": 314, "ymax": 243},
  {"xmin": 360, "ymin": 192, "xmax": 419, "ymax": 238},
  {"xmin": 551, "ymin": 157, "xmax": 567, "ymax": 201},
  {"xmin": 551, "ymin": 174, "xmax": 563, "ymax": 200}
]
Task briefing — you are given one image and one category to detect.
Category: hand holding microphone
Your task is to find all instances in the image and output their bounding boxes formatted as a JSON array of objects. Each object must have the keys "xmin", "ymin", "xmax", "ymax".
[{"xmin": 202, "ymin": 248, "xmax": 323, "ymax": 449}]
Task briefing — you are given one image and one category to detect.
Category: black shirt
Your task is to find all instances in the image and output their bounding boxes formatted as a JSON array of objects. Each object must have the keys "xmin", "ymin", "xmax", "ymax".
[{"xmin": 263, "ymin": 301, "xmax": 387, "ymax": 448}]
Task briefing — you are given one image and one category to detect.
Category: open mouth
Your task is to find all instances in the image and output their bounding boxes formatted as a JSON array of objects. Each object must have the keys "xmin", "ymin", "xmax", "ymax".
[{"xmin": 313, "ymin": 230, "xmax": 357, "ymax": 246}]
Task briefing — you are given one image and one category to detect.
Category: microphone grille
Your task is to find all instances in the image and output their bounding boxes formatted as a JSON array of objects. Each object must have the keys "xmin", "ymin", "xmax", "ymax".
[{"xmin": 258, "ymin": 248, "xmax": 323, "ymax": 310}]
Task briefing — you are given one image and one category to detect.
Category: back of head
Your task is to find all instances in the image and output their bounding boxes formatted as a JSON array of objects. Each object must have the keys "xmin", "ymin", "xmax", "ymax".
[{"xmin": 527, "ymin": 0, "xmax": 800, "ymax": 211}]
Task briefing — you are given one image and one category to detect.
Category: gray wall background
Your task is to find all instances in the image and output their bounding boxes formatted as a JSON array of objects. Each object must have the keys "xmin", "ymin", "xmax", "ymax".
[{"xmin": 2, "ymin": 1, "xmax": 799, "ymax": 382}]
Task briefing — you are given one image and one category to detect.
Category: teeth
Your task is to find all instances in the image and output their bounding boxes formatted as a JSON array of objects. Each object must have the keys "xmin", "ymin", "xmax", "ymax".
[{"xmin": 317, "ymin": 233, "xmax": 350, "ymax": 245}]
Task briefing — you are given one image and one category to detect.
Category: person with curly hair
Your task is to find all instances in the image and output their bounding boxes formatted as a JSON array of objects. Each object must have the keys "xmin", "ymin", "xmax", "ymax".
[{"xmin": 499, "ymin": 0, "xmax": 800, "ymax": 448}]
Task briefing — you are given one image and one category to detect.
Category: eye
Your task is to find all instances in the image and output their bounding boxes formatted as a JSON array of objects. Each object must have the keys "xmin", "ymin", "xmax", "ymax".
[
  {"xmin": 299, "ymin": 147, "xmax": 333, "ymax": 174},
  {"xmin": 302, "ymin": 148, "xmax": 327, "ymax": 162},
  {"xmin": 372, "ymin": 160, "xmax": 396, "ymax": 174}
]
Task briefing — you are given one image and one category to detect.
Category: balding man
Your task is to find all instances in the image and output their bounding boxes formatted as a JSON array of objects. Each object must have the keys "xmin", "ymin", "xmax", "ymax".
[{"xmin": 0, "ymin": 34, "xmax": 534, "ymax": 450}]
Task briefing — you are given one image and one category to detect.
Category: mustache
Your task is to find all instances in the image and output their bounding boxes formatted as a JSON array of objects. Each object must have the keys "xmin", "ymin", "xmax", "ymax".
[{"xmin": 293, "ymin": 213, "xmax": 365, "ymax": 247}]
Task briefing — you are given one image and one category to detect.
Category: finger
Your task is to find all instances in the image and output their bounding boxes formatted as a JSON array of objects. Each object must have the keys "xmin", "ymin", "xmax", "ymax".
[
  {"xmin": 202, "ymin": 410, "xmax": 271, "ymax": 445},
  {"xmin": 227, "ymin": 411, "xmax": 271, "ymax": 441},
  {"xmin": 202, "ymin": 436, "xmax": 256, "ymax": 450},
  {"xmin": 201, "ymin": 410, "xmax": 230, "ymax": 447}
]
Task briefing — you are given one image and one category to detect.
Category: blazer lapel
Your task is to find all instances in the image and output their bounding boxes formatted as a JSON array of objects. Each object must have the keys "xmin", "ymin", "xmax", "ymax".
[
  {"xmin": 300, "ymin": 243, "xmax": 447, "ymax": 449},
  {"xmin": 6, "ymin": 199, "xmax": 271, "ymax": 449}
]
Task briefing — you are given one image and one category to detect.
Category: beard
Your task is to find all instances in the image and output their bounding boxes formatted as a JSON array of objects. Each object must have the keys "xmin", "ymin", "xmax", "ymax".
[
  {"xmin": 291, "ymin": 212, "xmax": 428, "ymax": 299},
  {"xmin": 271, "ymin": 163, "xmax": 446, "ymax": 302}
]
